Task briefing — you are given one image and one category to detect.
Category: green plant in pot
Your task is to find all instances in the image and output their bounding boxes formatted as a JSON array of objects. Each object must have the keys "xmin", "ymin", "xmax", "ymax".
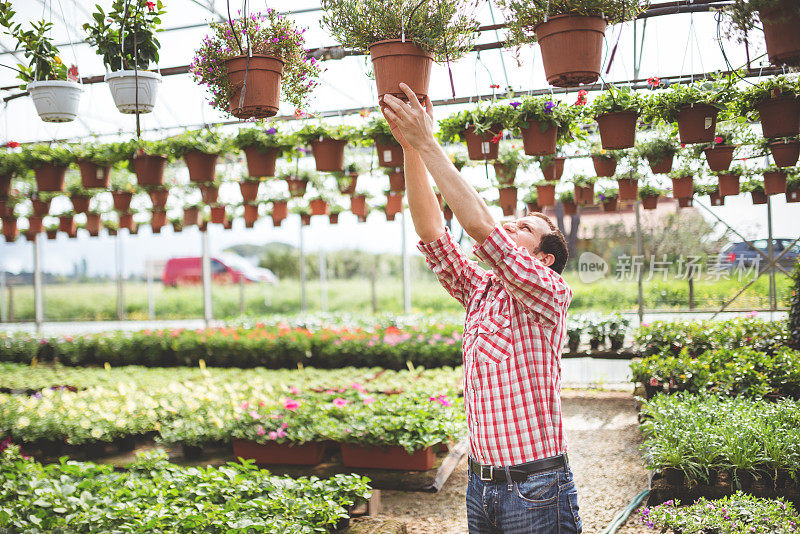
[
  {"xmin": 167, "ymin": 130, "xmax": 231, "ymax": 184},
  {"xmin": 732, "ymin": 75, "xmax": 800, "ymax": 139},
  {"xmin": 64, "ymin": 179, "xmax": 94, "ymax": 214},
  {"xmin": 559, "ymin": 189, "xmax": 577, "ymax": 215},
  {"xmin": 724, "ymin": 0, "xmax": 800, "ymax": 67},
  {"xmin": 636, "ymin": 135, "xmax": 678, "ymax": 174},
  {"xmin": 598, "ymin": 186, "xmax": 619, "ymax": 212},
  {"xmin": 699, "ymin": 122, "xmax": 744, "ymax": 173},
  {"xmin": 19, "ymin": 145, "xmax": 75, "ymax": 192},
  {"xmin": 320, "ymin": 0, "xmax": 479, "ymax": 102},
  {"xmin": 363, "ymin": 116, "xmax": 405, "ymax": 168},
  {"xmin": 508, "ymin": 96, "xmax": 581, "ymax": 156},
  {"xmin": 0, "ymin": 151, "xmax": 23, "ymax": 198},
  {"xmin": 571, "ymin": 174, "xmax": 597, "ymax": 205},
  {"xmin": 235, "ymin": 125, "xmax": 295, "ymax": 178},
  {"xmin": 71, "ymin": 142, "xmax": 130, "ymax": 189},
  {"xmin": 439, "ymin": 104, "xmax": 513, "ymax": 160},
  {"xmin": 83, "ymin": 0, "xmax": 165, "ymax": 114},
  {"xmin": 496, "ymin": 0, "xmax": 648, "ymax": 87},
  {"xmin": 0, "ymin": 3, "xmax": 82, "ymax": 122},
  {"xmin": 742, "ymin": 176, "xmax": 768, "ymax": 205},
  {"xmin": 296, "ymin": 124, "xmax": 358, "ymax": 173},
  {"xmin": 493, "ymin": 145, "xmax": 530, "ymax": 187},
  {"xmin": 192, "ymin": 9, "xmax": 320, "ymax": 119},
  {"xmin": 638, "ymin": 182, "xmax": 664, "ymax": 210},
  {"xmin": 521, "ymin": 189, "xmax": 540, "ymax": 212},
  {"xmin": 589, "ymin": 144, "xmax": 622, "ymax": 178},
  {"xmin": 711, "ymin": 163, "xmax": 747, "ymax": 198},
  {"xmin": 590, "ymin": 85, "xmax": 643, "ymax": 150},
  {"xmin": 643, "ymin": 79, "xmax": 735, "ymax": 145},
  {"xmin": 667, "ymin": 166, "xmax": 696, "ymax": 200}
]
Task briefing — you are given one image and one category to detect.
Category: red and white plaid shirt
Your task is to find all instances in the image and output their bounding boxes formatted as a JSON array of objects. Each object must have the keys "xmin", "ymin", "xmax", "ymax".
[{"xmin": 419, "ymin": 226, "xmax": 572, "ymax": 467}]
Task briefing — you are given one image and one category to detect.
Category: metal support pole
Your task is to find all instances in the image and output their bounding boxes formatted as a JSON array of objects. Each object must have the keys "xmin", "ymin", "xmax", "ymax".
[
  {"xmin": 634, "ymin": 200, "xmax": 645, "ymax": 324},
  {"xmin": 201, "ymin": 229, "xmax": 213, "ymax": 326},
  {"xmin": 401, "ymin": 207, "xmax": 411, "ymax": 314},
  {"xmin": 115, "ymin": 233, "xmax": 125, "ymax": 321},
  {"xmin": 0, "ymin": 267, "xmax": 6, "ymax": 323},
  {"xmin": 33, "ymin": 237, "xmax": 43, "ymax": 332},
  {"xmin": 147, "ymin": 259, "xmax": 155, "ymax": 320},
  {"xmin": 299, "ymin": 223, "xmax": 307, "ymax": 313},
  {"xmin": 766, "ymin": 197, "xmax": 777, "ymax": 312},
  {"xmin": 319, "ymin": 249, "xmax": 328, "ymax": 313}
]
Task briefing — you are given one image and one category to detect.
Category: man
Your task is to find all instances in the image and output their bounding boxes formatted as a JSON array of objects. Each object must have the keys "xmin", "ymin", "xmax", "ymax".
[{"xmin": 381, "ymin": 84, "xmax": 581, "ymax": 534}]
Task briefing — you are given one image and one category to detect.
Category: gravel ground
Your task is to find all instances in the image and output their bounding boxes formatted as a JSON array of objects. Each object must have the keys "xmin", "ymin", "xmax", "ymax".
[{"xmin": 376, "ymin": 389, "xmax": 654, "ymax": 534}]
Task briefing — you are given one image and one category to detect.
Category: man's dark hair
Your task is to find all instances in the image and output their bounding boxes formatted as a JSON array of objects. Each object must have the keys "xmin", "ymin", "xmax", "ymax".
[{"xmin": 527, "ymin": 212, "xmax": 569, "ymax": 274}]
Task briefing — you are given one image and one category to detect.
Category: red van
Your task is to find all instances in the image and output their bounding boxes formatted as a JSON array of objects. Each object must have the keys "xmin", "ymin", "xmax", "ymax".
[{"xmin": 162, "ymin": 255, "xmax": 277, "ymax": 287}]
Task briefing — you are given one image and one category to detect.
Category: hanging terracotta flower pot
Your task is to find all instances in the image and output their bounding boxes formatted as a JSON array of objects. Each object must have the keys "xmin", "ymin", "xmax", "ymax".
[
  {"xmin": 717, "ymin": 173, "xmax": 741, "ymax": 197},
  {"xmin": 286, "ymin": 177, "xmax": 308, "ymax": 198},
  {"xmin": 198, "ymin": 220, "xmax": 207, "ymax": 232},
  {"xmin": 534, "ymin": 15, "xmax": 607, "ymax": 87},
  {"xmin": 118, "ymin": 213, "xmax": 135, "ymax": 231},
  {"xmin": 27, "ymin": 80, "xmax": 82, "ymax": 122},
  {"xmin": 77, "ymin": 160, "xmax": 112, "ymax": 189},
  {"xmin": 709, "ymin": 189, "xmax": 725, "ymax": 206},
  {"xmin": 184, "ymin": 151, "xmax": 218, "ymax": 183},
  {"xmin": 521, "ymin": 120, "xmax": 558, "ymax": 156},
  {"xmin": 243, "ymin": 204, "xmax": 260, "ymax": 227},
  {"xmin": 70, "ymin": 194, "xmax": 91, "ymax": 214},
  {"xmin": 133, "ymin": 154, "xmax": 167, "ymax": 186},
  {"xmin": 34, "ymin": 164, "xmax": 68, "ymax": 192},
  {"xmin": 386, "ymin": 192, "xmax": 403, "ymax": 217},
  {"xmin": 562, "ymin": 199, "xmax": 578, "ymax": 215},
  {"xmin": 200, "ymin": 185, "xmax": 219, "ymax": 205},
  {"xmin": 210, "ymin": 205, "xmax": 226, "ymax": 224},
  {"xmin": 703, "ymin": 145, "xmax": 735, "ymax": 172},
  {"xmin": 591, "ymin": 155, "xmax": 617, "ymax": 177},
  {"xmin": 677, "ymin": 197, "xmax": 693, "ymax": 208},
  {"xmin": 223, "ymin": 217, "xmax": 232, "ymax": 230},
  {"xmin": 526, "ymin": 201, "xmax": 541, "ymax": 213},
  {"xmin": 58, "ymin": 215, "xmax": 75, "ymax": 234},
  {"xmin": 647, "ymin": 155, "xmax": 674, "ymax": 174},
  {"xmin": 756, "ymin": 96, "xmax": 800, "ymax": 138},
  {"xmin": 574, "ymin": 184, "xmax": 595, "ymax": 205},
  {"xmin": 243, "ymin": 146, "xmax": 279, "ymax": 177},
  {"xmin": 641, "ymin": 195, "xmax": 659, "ymax": 210},
  {"xmin": 182, "ymin": 207, "xmax": 200, "ymax": 227},
  {"xmin": 759, "ymin": 0, "xmax": 800, "ymax": 67},
  {"xmin": 498, "ymin": 186, "xmax": 518, "ymax": 216},
  {"xmin": 1, "ymin": 217, "xmax": 18, "ymax": 242},
  {"xmin": 239, "ymin": 180, "xmax": 261, "ymax": 203},
  {"xmin": 24, "ymin": 230, "xmax": 38, "ymax": 242},
  {"xmin": 84, "ymin": 213, "xmax": 101, "ymax": 237},
  {"xmin": 310, "ymin": 138, "xmax": 347, "ymax": 172},
  {"xmin": 329, "ymin": 212, "xmax": 339, "ymax": 224},
  {"xmin": 105, "ymin": 70, "xmax": 162, "ymax": 114},
  {"xmin": 536, "ymin": 184, "xmax": 556, "ymax": 207},
  {"xmin": 32, "ymin": 199, "xmax": 51, "ymax": 217},
  {"xmin": 596, "ymin": 111, "xmax": 638, "ymax": 149},
  {"xmin": 151, "ymin": 209, "xmax": 168, "ymax": 230},
  {"xmin": 148, "ymin": 188, "xmax": 169, "ymax": 209},
  {"xmin": 464, "ymin": 125, "xmax": 502, "ymax": 160},
  {"xmin": 224, "ymin": 55, "xmax": 285, "ymax": 119},
  {"xmin": 300, "ymin": 213, "xmax": 312, "ymax": 226},
  {"xmin": 375, "ymin": 141, "xmax": 404, "ymax": 168},
  {"xmin": 540, "ymin": 157, "xmax": 565, "ymax": 181},
  {"xmin": 751, "ymin": 189, "xmax": 768, "ymax": 205},
  {"xmin": 671, "ymin": 176, "xmax": 694, "ymax": 199},
  {"xmin": 28, "ymin": 216, "xmax": 44, "ymax": 234},
  {"xmin": 46, "ymin": 228, "xmax": 58, "ymax": 240},
  {"xmin": 337, "ymin": 173, "xmax": 358, "ymax": 195},
  {"xmin": 272, "ymin": 200, "xmax": 289, "ymax": 221},
  {"xmin": 271, "ymin": 213, "xmax": 285, "ymax": 226},
  {"xmin": 764, "ymin": 170, "xmax": 787, "ymax": 195},
  {"xmin": 171, "ymin": 220, "xmax": 183, "ymax": 233},
  {"xmin": 676, "ymin": 104, "xmax": 718, "ymax": 144},
  {"xmin": 769, "ymin": 140, "xmax": 800, "ymax": 168},
  {"xmin": 340, "ymin": 443, "xmax": 436, "ymax": 471},
  {"xmin": 112, "ymin": 191, "xmax": 133, "ymax": 212},
  {"xmin": 493, "ymin": 164, "xmax": 517, "ymax": 186},
  {"xmin": 369, "ymin": 40, "xmax": 433, "ymax": 102},
  {"xmin": 388, "ymin": 169, "xmax": 405, "ymax": 192},
  {"xmin": 617, "ymin": 178, "xmax": 639, "ymax": 201},
  {"xmin": 309, "ymin": 198, "xmax": 329, "ymax": 216},
  {"xmin": 601, "ymin": 198, "xmax": 618, "ymax": 212},
  {"xmin": 350, "ymin": 195, "xmax": 367, "ymax": 218},
  {"xmin": 0, "ymin": 175, "xmax": 10, "ymax": 199},
  {"xmin": 0, "ymin": 201, "xmax": 10, "ymax": 218}
]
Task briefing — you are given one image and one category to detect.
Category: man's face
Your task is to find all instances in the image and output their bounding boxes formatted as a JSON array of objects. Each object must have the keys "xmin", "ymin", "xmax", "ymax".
[{"xmin": 501, "ymin": 216, "xmax": 554, "ymax": 266}]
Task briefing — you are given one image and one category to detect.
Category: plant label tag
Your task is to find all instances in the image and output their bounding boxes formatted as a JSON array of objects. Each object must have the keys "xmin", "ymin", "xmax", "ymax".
[
  {"xmin": 481, "ymin": 142, "xmax": 490, "ymax": 154},
  {"xmin": 383, "ymin": 150, "xmax": 393, "ymax": 162},
  {"xmin": 704, "ymin": 117, "xmax": 713, "ymax": 130},
  {"xmin": 791, "ymin": 191, "xmax": 798, "ymax": 201}
]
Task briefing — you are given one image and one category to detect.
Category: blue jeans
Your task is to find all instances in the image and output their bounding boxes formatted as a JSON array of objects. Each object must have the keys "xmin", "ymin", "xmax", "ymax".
[{"xmin": 466, "ymin": 462, "xmax": 582, "ymax": 533}]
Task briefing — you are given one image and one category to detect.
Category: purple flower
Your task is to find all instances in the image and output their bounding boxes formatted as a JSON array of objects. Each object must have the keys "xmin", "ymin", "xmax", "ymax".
[
  {"xmin": 544, "ymin": 101, "xmax": 556, "ymax": 113},
  {"xmin": 265, "ymin": 127, "xmax": 277, "ymax": 135},
  {"xmin": 510, "ymin": 101, "xmax": 521, "ymax": 109}
]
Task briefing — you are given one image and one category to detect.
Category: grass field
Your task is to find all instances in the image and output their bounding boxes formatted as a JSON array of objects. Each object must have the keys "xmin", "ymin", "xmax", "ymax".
[{"xmin": 1, "ymin": 269, "xmax": 791, "ymax": 322}]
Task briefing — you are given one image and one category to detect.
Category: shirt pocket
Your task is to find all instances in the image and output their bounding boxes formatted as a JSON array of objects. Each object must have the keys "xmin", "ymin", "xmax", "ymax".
[{"xmin": 473, "ymin": 313, "xmax": 513, "ymax": 365}]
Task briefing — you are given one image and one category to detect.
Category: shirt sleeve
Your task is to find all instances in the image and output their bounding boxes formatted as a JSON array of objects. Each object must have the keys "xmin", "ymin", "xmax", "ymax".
[
  {"xmin": 473, "ymin": 226, "xmax": 572, "ymax": 325},
  {"xmin": 418, "ymin": 228, "xmax": 487, "ymax": 309}
]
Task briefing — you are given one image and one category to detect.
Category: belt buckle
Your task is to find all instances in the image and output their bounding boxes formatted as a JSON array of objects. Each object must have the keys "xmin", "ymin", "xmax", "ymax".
[{"xmin": 479, "ymin": 464, "xmax": 494, "ymax": 481}]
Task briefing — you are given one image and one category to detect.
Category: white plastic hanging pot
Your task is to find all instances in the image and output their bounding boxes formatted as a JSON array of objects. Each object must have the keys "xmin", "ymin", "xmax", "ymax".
[
  {"xmin": 105, "ymin": 70, "xmax": 161, "ymax": 114},
  {"xmin": 27, "ymin": 80, "xmax": 82, "ymax": 123}
]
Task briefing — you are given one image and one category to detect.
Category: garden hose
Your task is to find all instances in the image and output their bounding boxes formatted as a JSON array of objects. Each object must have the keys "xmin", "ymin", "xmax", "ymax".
[{"xmin": 599, "ymin": 489, "xmax": 650, "ymax": 534}]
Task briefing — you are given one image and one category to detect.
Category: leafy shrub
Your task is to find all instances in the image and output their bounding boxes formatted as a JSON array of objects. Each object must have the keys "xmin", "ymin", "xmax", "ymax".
[{"xmin": 791, "ymin": 258, "xmax": 800, "ymax": 350}]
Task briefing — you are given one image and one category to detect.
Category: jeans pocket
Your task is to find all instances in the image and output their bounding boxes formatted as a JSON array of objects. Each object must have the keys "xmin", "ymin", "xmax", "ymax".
[
  {"xmin": 513, "ymin": 472, "xmax": 559, "ymax": 508},
  {"xmin": 566, "ymin": 489, "xmax": 582, "ymax": 533}
]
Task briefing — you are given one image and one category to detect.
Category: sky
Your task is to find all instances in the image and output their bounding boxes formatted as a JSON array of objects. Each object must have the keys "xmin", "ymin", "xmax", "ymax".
[{"xmin": 0, "ymin": 0, "xmax": 798, "ymax": 276}]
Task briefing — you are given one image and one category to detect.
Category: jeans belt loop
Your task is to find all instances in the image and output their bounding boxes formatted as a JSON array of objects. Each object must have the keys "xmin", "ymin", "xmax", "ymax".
[
  {"xmin": 479, "ymin": 464, "xmax": 493, "ymax": 481},
  {"xmin": 504, "ymin": 466, "xmax": 513, "ymax": 490}
]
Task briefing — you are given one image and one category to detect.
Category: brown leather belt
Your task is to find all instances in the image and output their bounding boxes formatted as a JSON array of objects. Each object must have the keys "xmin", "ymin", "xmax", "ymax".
[{"xmin": 469, "ymin": 453, "xmax": 569, "ymax": 483}]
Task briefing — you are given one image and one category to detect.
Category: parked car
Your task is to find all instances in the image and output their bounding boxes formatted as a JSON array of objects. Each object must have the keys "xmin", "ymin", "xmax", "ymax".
[
  {"xmin": 718, "ymin": 239, "xmax": 799, "ymax": 271},
  {"xmin": 162, "ymin": 255, "xmax": 277, "ymax": 287}
]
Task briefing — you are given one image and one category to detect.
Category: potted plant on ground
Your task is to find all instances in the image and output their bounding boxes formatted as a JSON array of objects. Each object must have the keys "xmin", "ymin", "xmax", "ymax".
[
  {"xmin": 20, "ymin": 145, "xmax": 74, "ymax": 192},
  {"xmin": 559, "ymin": 189, "xmax": 577, "ymax": 215},
  {"xmin": 598, "ymin": 187, "xmax": 619, "ymax": 212},
  {"xmin": 644, "ymin": 79, "xmax": 735, "ymax": 144},
  {"xmin": 589, "ymin": 145, "xmax": 621, "ymax": 178},
  {"xmin": 320, "ymin": 0, "xmax": 478, "ymax": 102},
  {"xmin": 362, "ymin": 116, "xmax": 405, "ymax": 168},
  {"xmin": 639, "ymin": 183, "xmax": 663, "ymax": 210},
  {"xmin": 668, "ymin": 168, "xmax": 695, "ymax": 199},
  {"xmin": 192, "ymin": 9, "xmax": 320, "ymax": 119},
  {"xmin": 83, "ymin": 0, "xmax": 165, "ymax": 114},
  {"xmin": 636, "ymin": 135, "xmax": 678, "ymax": 174},
  {"xmin": 168, "ymin": 130, "xmax": 231, "ymax": 184},
  {"xmin": 572, "ymin": 174, "xmax": 597, "ymax": 205},
  {"xmin": 724, "ymin": 1, "xmax": 800, "ymax": 66},
  {"xmin": 438, "ymin": 104, "xmax": 511, "ymax": 161},
  {"xmin": 591, "ymin": 85, "xmax": 643, "ymax": 150},
  {"xmin": 235, "ymin": 126, "xmax": 294, "ymax": 178},
  {"xmin": 497, "ymin": 0, "xmax": 648, "ymax": 87},
  {"xmin": 508, "ymin": 96, "xmax": 580, "ymax": 156},
  {"xmin": 0, "ymin": 7, "xmax": 82, "ymax": 122},
  {"xmin": 732, "ymin": 75, "xmax": 800, "ymax": 139},
  {"xmin": 296, "ymin": 124, "xmax": 357, "ymax": 173},
  {"xmin": 72, "ymin": 142, "xmax": 128, "ymax": 189}
]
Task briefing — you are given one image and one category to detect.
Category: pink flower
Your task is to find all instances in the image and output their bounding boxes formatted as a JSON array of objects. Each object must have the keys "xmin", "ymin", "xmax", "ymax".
[
  {"xmin": 332, "ymin": 397, "xmax": 348, "ymax": 407},
  {"xmin": 746, "ymin": 311, "xmax": 758, "ymax": 318},
  {"xmin": 240, "ymin": 402, "xmax": 250, "ymax": 410},
  {"xmin": 249, "ymin": 410, "xmax": 259, "ymax": 419},
  {"xmin": 256, "ymin": 425, "xmax": 266, "ymax": 436},
  {"xmin": 276, "ymin": 428, "xmax": 287, "ymax": 438},
  {"xmin": 288, "ymin": 386, "xmax": 300, "ymax": 395},
  {"xmin": 350, "ymin": 382, "xmax": 367, "ymax": 393},
  {"xmin": 362, "ymin": 396, "xmax": 376, "ymax": 404},
  {"xmin": 283, "ymin": 398, "xmax": 301, "ymax": 411},
  {"xmin": 268, "ymin": 431, "xmax": 278, "ymax": 440},
  {"xmin": 714, "ymin": 136, "xmax": 724, "ymax": 144}
]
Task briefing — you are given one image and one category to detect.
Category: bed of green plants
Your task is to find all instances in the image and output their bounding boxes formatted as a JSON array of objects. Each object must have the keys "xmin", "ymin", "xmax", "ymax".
[
  {"xmin": 0, "ymin": 444, "xmax": 371, "ymax": 533},
  {"xmin": 639, "ymin": 393, "xmax": 800, "ymax": 488}
]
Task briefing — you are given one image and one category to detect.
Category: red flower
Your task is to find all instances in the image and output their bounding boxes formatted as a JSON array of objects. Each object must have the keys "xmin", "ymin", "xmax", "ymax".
[
  {"xmin": 490, "ymin": 133, "xmax": 502, "ymax": 144},
  {"xmin": 647, "ymin": 76, "xmax": 661, "ymax": 88},
  {"xmin": 489, "ymin": 84, "xmax": 500, "ymax": 89},
  {"xmin": 145, "ymin": 1, "xmax": 156, "ymax": 11},
  {"xmin": 714, "ymin": 136, "xmax": 724, "ymax": 144},
  {"xmin": 6, "ymin": 141, "xmax": 19, "ymax": 148},
  {"xmin": 574, "ymin": 89, "xmax": 588, "ymax": 106},
  {"xmin": 67, "ymin": 65, "xmax": 79, "ymax": 82}
]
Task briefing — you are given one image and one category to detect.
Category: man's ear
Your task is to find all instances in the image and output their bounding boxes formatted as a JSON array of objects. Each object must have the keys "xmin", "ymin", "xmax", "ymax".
[{"xmin": 539, "ymin": 253, "xmax": 555, "ymax": 267}]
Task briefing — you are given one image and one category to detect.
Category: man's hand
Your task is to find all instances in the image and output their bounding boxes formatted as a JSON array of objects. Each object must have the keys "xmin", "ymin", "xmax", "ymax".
[{"xmin": 381, "ymin": 83, "xmax": 435, "ymax": 152}]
